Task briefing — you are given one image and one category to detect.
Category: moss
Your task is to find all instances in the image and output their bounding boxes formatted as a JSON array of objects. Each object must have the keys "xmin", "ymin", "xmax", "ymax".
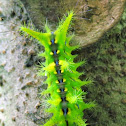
[{"xmin": 77, "ymin": 7, "xmax": 126, "ymax": 126}]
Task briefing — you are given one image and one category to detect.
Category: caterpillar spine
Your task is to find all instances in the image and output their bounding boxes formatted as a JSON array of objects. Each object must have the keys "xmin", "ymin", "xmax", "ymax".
[{"xmin": 21, "ymin": 11, "xmax": 94, "ymax": 126}]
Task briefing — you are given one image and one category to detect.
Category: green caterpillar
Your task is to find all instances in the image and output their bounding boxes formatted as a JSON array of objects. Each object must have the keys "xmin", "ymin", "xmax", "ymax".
[{"xmin": 21, "ymin": 11, "xmax": 94, "ymax": 126}]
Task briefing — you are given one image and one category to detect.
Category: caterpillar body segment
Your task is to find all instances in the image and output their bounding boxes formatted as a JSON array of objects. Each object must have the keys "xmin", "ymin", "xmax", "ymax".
[{"xmin": 21, "ymin": 11, "xmax": 94, "ymax": 126}]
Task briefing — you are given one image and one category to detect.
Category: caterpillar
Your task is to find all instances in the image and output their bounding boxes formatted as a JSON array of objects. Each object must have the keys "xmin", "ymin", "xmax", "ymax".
[{"xmin": 20, "ymin": 11, "xmax": 94, "ymax": 126}]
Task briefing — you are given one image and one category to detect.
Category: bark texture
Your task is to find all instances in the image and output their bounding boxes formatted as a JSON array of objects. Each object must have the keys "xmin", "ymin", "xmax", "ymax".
[
  {"xmin": 0, "ymin": 0, "xmax": 48, "ymax": 126},
  {"xmin": 0, "ymin": 0, "xmax": 126, "ymax": 126},
  {"xmin": 20, "ymin": 0, "xmax": 125, "ymax": 47}
]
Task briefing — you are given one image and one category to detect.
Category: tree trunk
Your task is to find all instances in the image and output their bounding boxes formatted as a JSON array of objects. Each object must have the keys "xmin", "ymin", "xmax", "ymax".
[
  {"xmin": 0, "ymin": 0, "xmax": 126, "ymax": 126},
  {"xmin": 0, "ymin": 0, "xmax": 47, "ymax": 125}
]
